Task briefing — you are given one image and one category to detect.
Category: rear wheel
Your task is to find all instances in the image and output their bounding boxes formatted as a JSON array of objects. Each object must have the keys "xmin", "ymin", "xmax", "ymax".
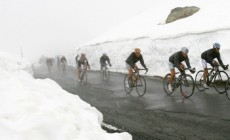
[
  {"xmin": 195, "ymin": 70, "xmax": 206, "ymax": 92},
  {"xmin": 163, "ymin": 74, "xmax": 173, "ymax": 95},
  {"xmin": 124, "ymin": 75, "xmax": 132, "ymax": 94},
  {"xmin": 226, "ymin": 79, "xmax": 230, "ymax": 100},
  {"xmin": 136, "ymin": 76, "xmax": 146, "ymax": 97},
  {"xmin": 214, "ymin": 71, "xmax": 229, "ymax": 94},
  {"xmin": 180, "ymin": 74, "xmax": 195, "ymax": 98}
]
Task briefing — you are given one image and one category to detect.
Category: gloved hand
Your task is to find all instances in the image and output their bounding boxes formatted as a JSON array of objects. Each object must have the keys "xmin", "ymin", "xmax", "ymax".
[
  {"xmin": 189, "ymin": 67, "xmax": 196, "ymax": 74},
  {"xmin": 179, "ymin": 68, "xmax": 184, "ymax": 73},
  {"xmin": 222, "ymin": 65, "xmax": 228, "ymax": 70},
  {"xmin": 88, "ymin": 65, "xmax": 91, "ymax": 70},
  {"xmin": 145, "ymin": 68, "xmax": 148, "ymax": 72},
  {"xmin": 109, "ymin": 63, "xmax": 112, "ymax": 67}
]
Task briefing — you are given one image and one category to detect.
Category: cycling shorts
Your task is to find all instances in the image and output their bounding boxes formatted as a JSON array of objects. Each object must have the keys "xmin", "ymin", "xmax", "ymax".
[
  {"xmin": 126, "ymin": 63, "xmax": 132, "ymax": 70},
  {"xmin": 168, "ymin": 62, "xmax": 176, "ymax": 70},
  {"xmin": 201, "ymin": 59, "xmax": 208, "ymax": 69}
]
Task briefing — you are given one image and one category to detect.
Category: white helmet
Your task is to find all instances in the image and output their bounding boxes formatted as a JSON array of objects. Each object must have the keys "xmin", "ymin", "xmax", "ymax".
[{"xmin": 181, "ymin": 47, "xmax": 189, "ymax": 53}]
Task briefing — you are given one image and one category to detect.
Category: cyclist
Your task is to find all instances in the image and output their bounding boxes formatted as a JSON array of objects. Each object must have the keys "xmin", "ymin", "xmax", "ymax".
[
  {"xmin": 60, "ymin": 56, "xmax": 67, "ymax": 72},
  {"xmin": 46, "ymin": 57, "xmax": 54, "ymax": 73},
  {"xmin": 125, "ymin": 48, "xmax": 148, "ymax": 87},
  {"xmin": 168, "ymin": 47, "xmax": 195, "ymax": 92},
  {"xmin": 60, "ymin": 56, "xmax": 67, "ymax": 63},
  {"xmin": 100, "ymin": 53, "xmax": 112, "ymax": 71},
  {"xmin": 76, "ymin": 53, "xmax": 90, "ymax": 82},
  {"xmin": 201, "ymin": 43, "xmax": 228, "ymax": 88},
  {"xmin": 56, "ymin": 56, "xmax": 61, "ymax": 71}
]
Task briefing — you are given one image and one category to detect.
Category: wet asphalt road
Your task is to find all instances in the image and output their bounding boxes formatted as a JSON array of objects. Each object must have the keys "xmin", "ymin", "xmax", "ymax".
[{"xmin": 34, "ymin": 66, "xmax": 230, "ymax": 140}]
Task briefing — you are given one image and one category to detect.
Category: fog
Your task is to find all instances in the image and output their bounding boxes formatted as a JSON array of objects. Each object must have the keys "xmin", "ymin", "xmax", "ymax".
[{"xmin": 0, "ymin": 0, "xmax": 157, "ymax": 62}]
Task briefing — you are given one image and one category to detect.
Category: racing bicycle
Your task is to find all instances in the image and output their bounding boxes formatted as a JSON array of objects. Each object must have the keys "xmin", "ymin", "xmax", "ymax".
[
  {"xmin": 163, "ymin": 68, "xmax": 195, "ymax": 98},
  {"xmin": 76, "ymin": 65, "xmax": 88, "ymax": 86},
  {"xmin": 124, "ymin": 68, "xmax": 148, "ymax": 97},
  {"xmin": 195, "ymin": 64, "xmax": 229, "ymax": 94},
  {"xmin": 101, "ymin": 64, "xmax": 110, "ymax": 80}
]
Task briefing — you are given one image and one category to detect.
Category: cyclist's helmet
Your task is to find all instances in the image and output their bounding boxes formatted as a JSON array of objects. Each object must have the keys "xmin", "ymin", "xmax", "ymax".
[
  {"xmin": 81, "ymin": 53, "xmax": 86, "ymax": 57},
  {"xmin": 181, "ymin": 47, "xmax": 189, "ymax": 53},
  {"xmin": 213, "ymin": 43, "xmax": 221, "ymax": 49},
  {"xmin": 102, "ymin": 53, "xmax": 107, "ymax": 56},
  {"xmin": 134, "ymin": 48, "xmax": 141, "ymax": 53}
]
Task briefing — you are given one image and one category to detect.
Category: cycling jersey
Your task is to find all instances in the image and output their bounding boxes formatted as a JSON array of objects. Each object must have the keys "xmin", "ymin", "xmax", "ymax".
[
  {"xmin": 126, "ymin": 52, "xmax": 146, "ymax": 69},
  {"xmin": 100, "ymin": 55, "xmax": 111, "ymax": 66},
  {"xmin": 77, "ymin": 56, "xmax": 89, "ymax": 67},
  {"xmin": 201, "ymin": 48, "xmax": 224, "ymax": 67},
  {"xmin": 169, "ymin": 51, "xmax": 191, "ymax": 69},
  {"xmin": 60, "ymin": 56, "xmax": 67, "ymax": 63}
]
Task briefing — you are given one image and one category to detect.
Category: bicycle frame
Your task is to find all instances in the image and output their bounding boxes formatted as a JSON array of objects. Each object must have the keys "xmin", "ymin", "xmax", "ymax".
[
  {"xmin": 124, "ymin": 68, "xmax": 147, "ymax": 97},
  {"xmin": 130, "ymin": 68, "xmax": 147, "ymax": 86},
  {"xmin": 207, "ymin": 65, "xmax": 227, "ymax": 85},
  {"xmin": 163, "ymin": 68, "xmax": 195, "ymax": 98}
]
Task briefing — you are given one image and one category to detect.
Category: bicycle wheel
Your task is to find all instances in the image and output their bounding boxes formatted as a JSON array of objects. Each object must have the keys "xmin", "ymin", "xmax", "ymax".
[
  {"xmin": 104, "ymin": 68, "xmax": 110, "ymax": 80},
  {"xmin": 163, "ymin": 74, "xmax": 173, "ymax": 95},
  {"xmin": 80, "ymin": 72, "xmax": 87, "ymax": 86},
  {"xmin": 180, "ymin": 74, "xmax": 195, "ymax": 98},
  {"xmin": 124, "ymin": 75, "xmax": 132, "ymax": 94},
  {"xmin": 226, "ymin": 79, "xmax": 230, "ymax": 100},
  {"xmin": 100, "ymin": 70, "xmax": 104, "ymax": 80},
  {"xmin": 136, "ymin": 75, "xmax": 146, "ymax": 97},
  {"xmin": 195, "ymin": 70, "xmax": 206, "ymax": 92},
  {"xmin": 214, "ymin": 71, "xmax": 229, "ymax": 94}
]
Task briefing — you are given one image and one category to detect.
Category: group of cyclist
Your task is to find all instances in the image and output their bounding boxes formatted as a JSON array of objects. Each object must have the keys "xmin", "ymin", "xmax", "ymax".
[
  {"xmin": 74, "ymin": 42, "xmax": 228, "ymax": 92},
  {"xmin": 167, "ymin": 42, "xmax": 228, "ymax": 93}
]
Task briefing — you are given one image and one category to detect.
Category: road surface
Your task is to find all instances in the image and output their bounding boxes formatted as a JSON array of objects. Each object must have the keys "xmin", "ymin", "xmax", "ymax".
[{"xmin": 34, "ymin": 66, "xmax": 230, "ymax": 140}]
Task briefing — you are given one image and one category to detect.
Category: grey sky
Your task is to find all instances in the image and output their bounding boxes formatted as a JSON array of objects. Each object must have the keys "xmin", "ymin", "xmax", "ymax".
[{"xmin": 0, "ymin": 0, "xmax": 156, "ymax": 62}]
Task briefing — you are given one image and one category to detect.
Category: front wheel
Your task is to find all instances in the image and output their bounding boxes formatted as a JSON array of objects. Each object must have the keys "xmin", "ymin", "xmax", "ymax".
[
  {"xmin": 163, "ymin": 74, "xmax": 173, "ymax": 95},
  {"xmin": 180, "ymin": 74, "xmax": 195, "ymax": 98},
  {"xmin": 124, "ymin": 75, "xmax": 132, "ymax": 94},
  {"xmin": 136, "ymin": 75, "xmax": 146, "ymax": 97},
  {"xmin": 195, "ymin": 70, "xmax": 205, "ymax": 92},
  {"xmin": 80, "ymin": 71, "xmax": 87, "ymax": 86},
  {"xmin": 214, "ymin": 71, "xmax": 229, "ymax": 94}
]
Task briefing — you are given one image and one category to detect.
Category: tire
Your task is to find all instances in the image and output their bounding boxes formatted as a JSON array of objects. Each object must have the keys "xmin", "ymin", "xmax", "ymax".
[
  {"xmin": 104, "ymin": 68, "xmax": 110, "ymax": 80},
  {"xmin": 80, "ymin": 72, "xmax": 87, "ymax": 86},
  {"xmin": 136, "ymin": 75, "xmax": 146, "ymax": 97},
  {"xmin": 163, "ymin": 74, "xmax": 173, "ymax": 95},
  {"xmin": 214, "ymin": 71, "xmax": 229, "ymax": 94},
  {"xmin": 195, "ymin": 70, "xmax": 206, "ymax": 92},
  {"xmin": 124, "ymin": 75, "xmax": 132, "ymax": 94},
  {"xmin": 226, "ymin": 79, "xmax": 230, "ymax": 100},
  {"xmin": 180, "ymin": 74, "xmax": 195, "ymax": 98}
]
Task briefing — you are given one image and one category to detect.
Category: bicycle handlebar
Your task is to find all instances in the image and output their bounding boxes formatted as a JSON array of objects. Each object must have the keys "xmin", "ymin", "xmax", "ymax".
[{"xmin": 131, "ymin": 68, "xmax": 148, "ymax": 74}]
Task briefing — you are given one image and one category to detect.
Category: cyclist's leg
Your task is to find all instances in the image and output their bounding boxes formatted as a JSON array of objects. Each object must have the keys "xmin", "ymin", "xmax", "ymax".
[
  {"xmin": 168, "ymin": 62, "xmax": 175, "ymax": 85},
  {"xmin": 126, "ymin": 63, "xmax": 133, "ymax": 81},
  {"xmin": 168, "ymin": 62, "xmax": 175, "ymax": 92},
  {"xmin": 202, "ymin": 59, "xmax": 209, "ymax": 88},
  {"xmin": 77, "ymin": 62, "xmax": 82, "ymax": 80}
]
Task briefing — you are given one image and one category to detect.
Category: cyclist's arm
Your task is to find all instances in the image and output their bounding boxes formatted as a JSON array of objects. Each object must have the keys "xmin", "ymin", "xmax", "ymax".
[
  {"xmin": 139, "ymin": 55, "xmax": 147, "ymax": 69},
  {"xmin": 107, "ymin": 57, "xmax": 111, "ymax": 65},
  {"xmin": 100, "ymin": 57, "xmax": 103, "ymax": 65},
  {"xmin": 216, "ymin": 53, "xmax": 224, "ymax": 67},
  {"xmin": 185, "ymin": 58, "xmax": 191, "ymax": 69}
]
